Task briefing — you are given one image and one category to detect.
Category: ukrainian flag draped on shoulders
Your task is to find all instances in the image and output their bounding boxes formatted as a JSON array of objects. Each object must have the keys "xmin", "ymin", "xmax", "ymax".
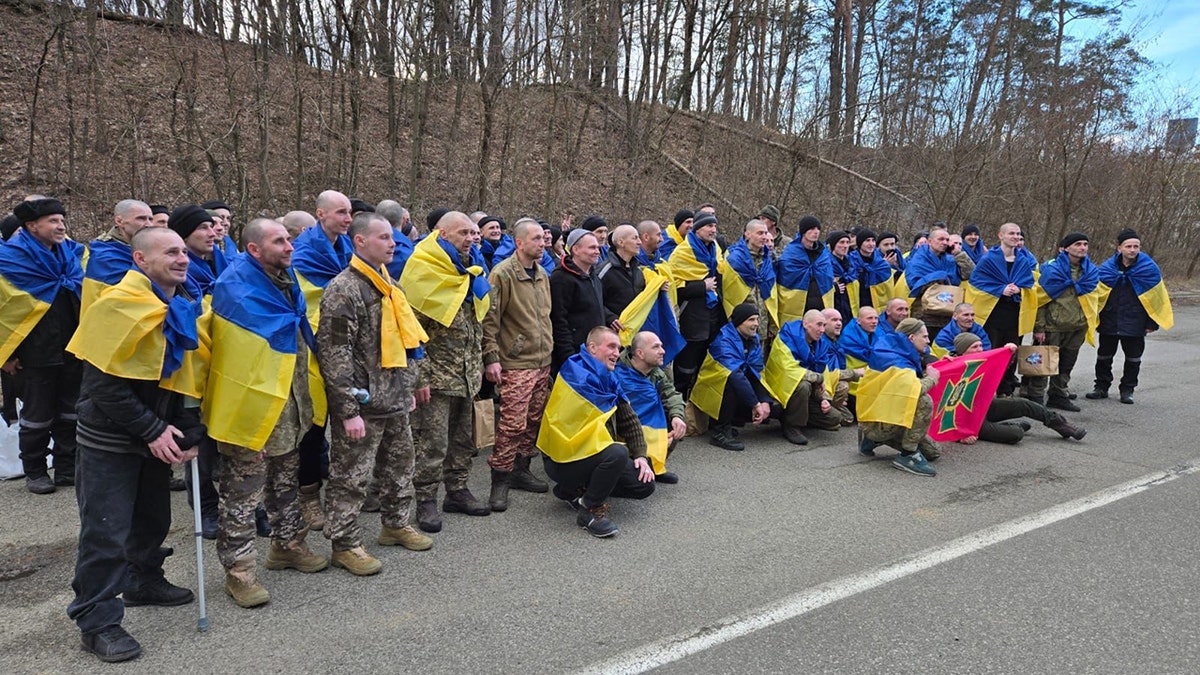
[
  {"xmin": 776, "ymin": 239, "xmax": 835, "ymax": 323},
  {"xmin": 722, "ymin": 239, "xmax": 777, "ymax": 325},
  {"xmin": 690, "ymin": 322, "xmax": 763, "ymax": 420},
  {"xmin": 897, "ymin": 245, "xmax": 959, "ymax": 299},
  {"xmin": 480, "ymin": 234, "xmax": 515, "ymax": 270},
  {"xmin": 537, "ymin": 348, "xmax": 623, "ymax": 464},
  {"xmin": 966, "ymin": 246, "xmax": 1039, "ymax": 335},
  {"xmin": 291, "ymin": 224, "xmax": 352, "ymax": 327},
  {"xmin": 666, "ymin": 230, "xmax": 724, "ymax": 309},
  {"xmin": 614, "ymin": 362, "xmax": 668, "ymax": 474},
  {"xmin": 857, "ymin": 331, "xmax": 924, "ymax": 428},
  {"xmin": 349, "ymin": 254, "xmax": 428, "ymax": 368},
  {"xmin": 81, "ymin": 238, "xmax": 134, "ymax": 314},
  {"xmin": 1034, "ymin": 250, "xmax": 1102, "ymax": 344},
  {"xmin": 618, "ymin": 266, "xmax": 686, "ymax": 364},
  {"xmin": 203, "ymin": 254, "xmax": 318, "ymax": 451},
  {"xmin": 658, "ymin": 224, "xmax": 686, "ymax": 260},
  {"xmin": 385, "ymin": 229, "xmax": 416, "ymax": 280},
  {"xmin": 1095, "ymin": 252, "xmax": 1173, "ymax": 331},
  {"xmin": 762, "ymin": 320, "xmax": 834, "ymax": 406},
  {"xmin": 0, "ymin": 233, "xmax": 84, "ymax": 363},
  {"xmin": 401, "ymin": 231, "xmax": 491, "ymax": 326},
  {"xmin": 847, "ymin": 249, "xmax": 895, "ymax": 313},
  {"xmin": 67, "ymin": 269, "xmax": 207, "ymax": 397},
  {"xmin": 186, "ymin": 245, "xmax": 229, "ymax": 300},
  {"xmin": 839, "ymin": 318, "xmax": 875, "ymax": 395}
]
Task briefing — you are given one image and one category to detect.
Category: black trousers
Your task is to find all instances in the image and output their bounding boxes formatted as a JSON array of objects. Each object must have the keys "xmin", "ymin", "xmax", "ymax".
[
  {"xmin": 978, "ymin": 397, "xmax": 1056, "ymax": 444},
  {"xmin": 16, "ymin": 362, "xmax": 80, "ymax": 479},
  {"xmin": 1094, "ymin": 334, "xmax": 1145, "ymax": 392},
  {"xmin": 542, "ymin": 444, "xmax": 654, "ymax": 508},
  {"xmin": 67, "ymin": 445, "xmax": 173, "ymax": 635},
  {"xmin": 184, "ymin": 436, "xmax": 220, "ymax": 518},
  {"xmin": 673, "ymin": 339, "xmax": 710, "ymax": 401},
  {"xmin": 297, "ymin": 423, "xmax": 329, "ymax": 487},
  {"xmin": 984, "ymin": 301, "xmax": 1022, "ymax": 395}
]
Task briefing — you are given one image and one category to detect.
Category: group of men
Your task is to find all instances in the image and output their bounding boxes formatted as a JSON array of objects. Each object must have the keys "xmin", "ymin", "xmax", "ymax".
[{"xmin": 0, "ymin": 195, "xmax": 1173, "ymax": 663}]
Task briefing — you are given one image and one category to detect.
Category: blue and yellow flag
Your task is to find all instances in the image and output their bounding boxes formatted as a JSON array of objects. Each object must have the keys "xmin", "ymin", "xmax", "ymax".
[
  {"xmin": 666, "ymin": 230, "xmax": 724, "ymax": 310},
  {"xmin": 618, "ymin": 267, "xmax": 686, "ymax": 365},
  {"xmin": 614, "ymin": 362, "xmax": 668, "ymax": 474},
  {"xmin": 401, "ymin": 231, "xmax": 492, "ymax": 327},
  {"xmin": 691, "ymin": 322, "xmax": 764, "ymax": 420},
  {"xmin": 81, "ymin": 238, "xmax": 134, "ymax": 315},
  {"xmin": 847, "ymin": 249, "xmax": 895, "ymax": 313},
  {"xmin": 186, "ymin": 246, "xmax": 229, "ymax": 299},
  {"xmin": 776, "ymin": 239, "xmax": 835, "ymax": 323},
  {"xmin": 722, "ymin": 239, "xmax": 777, "ymax": 324},
  {"xmin": 1095, "ymin": 252, "xmax": 1173, "ymax": 332},
  {"xmin": 480, "ymin": 234, "xmax": 515, "ymax": 270},
  {"xmin": 385, "ymin": 228, "xmax": 416, "ymax": 280},
  {"xmin": 67, "ymin": 270, "xmax": 207, "ymax": 396},
  {"xmin": 898, "ymin": 245, "xmax": 960, "ymax": 300},
  {"xmin": 761, "ymin": 320, "xmax": 834, "ymax": 406},
  {"xmin": 203, "ymin": 255, "xmax": 318, "ymax": 451},
  {"xmin": 291, "ymin": 225, "xmax": 352, "ymax": 327},
  {"xmin": 1034, "ymin": 250, "xmax": 1101, "ymax": 345},
  {"xmin": 537, "ymin": 349, "xmax": 621, "ymax": 463},
  {"xmin": 658, "ymin": 224, "xmax": 686, "ymax": 260},
  {"xmin": 0, "ymin": 234, "xmax": 84, "ymax": 363},
  {"xmin": 857, "ymin": 331, "xmax": 924, "ymax": 428},
  {"xmin": 966, "ymin": 246, "xmax": 1039, "ymax": 335}
]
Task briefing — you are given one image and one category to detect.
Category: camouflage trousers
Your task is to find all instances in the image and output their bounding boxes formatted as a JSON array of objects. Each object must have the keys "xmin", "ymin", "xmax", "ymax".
[
  {"xmin": 860, "ymin": 392, "xmax": 941, "ymax": 456},
  {"xmin": 411, "ymin": 393, "xmax": 475, "ymax": 502},
  {"xmin": 782, "ymin": 379, "xmax": 843, "ymax": 431},
  {"xmin": 325, "ymin": 413, "xmax": 415, "ymax": 551},
  {"xmin": 215, "ymin": 446, "xmax": 306, "ymax": 569},
  {"xmin": 488, "ymin": 367, "xmax": 551, "ymax": 472},
  {"xmin": 831, "ymin": 380, "xmax": 854, "ymax": 425}
]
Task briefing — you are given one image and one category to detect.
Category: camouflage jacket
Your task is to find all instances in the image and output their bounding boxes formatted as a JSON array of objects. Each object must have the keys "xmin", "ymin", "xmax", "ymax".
[
  {"xmin": 317, "ymin": 265, "xmax": 415, "ymax": 420},
  {"xmin": 415, "ymin": 297, "xmax": 482, "ymax": 398}
]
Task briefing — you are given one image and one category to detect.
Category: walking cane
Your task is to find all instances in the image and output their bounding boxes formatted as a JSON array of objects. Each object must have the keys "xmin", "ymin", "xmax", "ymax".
[{"xmin": 189, "ymin": 458, "xmax": 210, "ymax": 631}]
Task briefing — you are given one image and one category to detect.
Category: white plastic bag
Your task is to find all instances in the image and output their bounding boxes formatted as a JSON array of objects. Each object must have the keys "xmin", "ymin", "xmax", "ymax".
[{"xmin": 0, "ymin": 422, "xmax": 22, "ymax": 479}]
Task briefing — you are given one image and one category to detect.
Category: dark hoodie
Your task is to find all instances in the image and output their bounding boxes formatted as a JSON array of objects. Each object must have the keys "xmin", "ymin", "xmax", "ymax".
[{"xmin": 549, "ymin": 255, "xmax": 617, "ymax": 371}]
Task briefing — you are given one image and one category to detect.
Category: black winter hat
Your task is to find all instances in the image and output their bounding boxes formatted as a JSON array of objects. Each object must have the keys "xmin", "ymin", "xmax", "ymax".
[
  {"xmin": 13, "ymin": 198, "xmax": 66, "ymax": 224},
  {"xmin": 0, "ymin": 214, "xmax": 20, "ymax": 240},
  {"xmin": 150, "ymin": 204, "xmax": 170, "ymax": 216},
  {"xmin": 674, "ymin": 209, "xmax": 694, "ymax": 228},
  {"xmin": 692, "ymin": 213, "xmax": 718, "ymax": 231},
  {"xmin": 168, "ymin": 204, "xmax": 213, "ymax": 240},
  {"xmin": 826, "ymin": 230, "xmax": 850, "ymax": 248},
  {"xmin": 798, "ymin": 215, "xmax": 822, "ymax": 235},
  {"xmin": 581, "ymin": 215, "xmax": 608, "ymax": 232},
  {"xmin": 350, "ymin": 198, "xmax": 375, "ymax": 214},
  {"xmin": 1058, "ymin": 232, "xmax": 1089, "ymax": 249},
  {"xmin": 730, "ymin": 303, "xmax": 759, "ymax": 328},
  {"xmin": 200, "ymin": 199, "xmax": 231, "ymax": 212},
  {"xmin": 856, "ymin": 228, "xmax": 878, "ymax": 249},
  {"xmin": 878, "ymin": 231, "xmax": 898, "ymax": 245},
  {"xmin": 962, "ymin": 223, "xmax": 981, "ymax": 237},
  {"xmin": 1116, "ymin": 228, "xmax": 1140, "ymax": 245},
  {"xmin": 426, "ymin": 208, "xmax": 450, "ymax": 232}
]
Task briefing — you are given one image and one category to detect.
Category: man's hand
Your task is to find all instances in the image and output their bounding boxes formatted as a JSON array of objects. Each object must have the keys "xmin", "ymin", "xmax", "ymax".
[
  {"xmin": 1033, "ymin": 332, "xmax": 1046, "ymax": 344},
  {"xmin": 1002, "ymin": 283, "xmax": 1019, "ymax": 297},
  {"xmin": 751, "ymin": 402, "xmax": 771, "ymax": 425},
  {"xmin": 633, "ymin": 457, "xmax": 655, "ymax": 483},
  {"xmin": 484, "ymin": 363, "xmax": 502, "ymax": 384},
  {"xmin": 669, "ymin": 416, "xmax": 688, "ymax": 442},
  {"xmin": 659, "ymin": 281, "xmax": 670, "ymax": 292},
  {"xmin": 819, "ymin": 399, "xmax": 832, "ymax": 414},
  {"xmin": 1, "ymin": 358, "xmax": 20, "ymax": 374},
  {"xmin": 703, "ymin": 277, "xmax": 717, "ymax": 292},
  {"xmin": 178, "ymin": 446, "xmax": 199, "ymax": 462},
  {"xmin": 1005, "ymin": 343, "xmax": 1018, "ymax": 353},
  {"xmin": 343, "ymin": 416, "xmax": 366, "ymax": 440},
  {"xmin": 924, "ymin": 365, "xmax": 941, "ymax": 384},
  {"xmin": 610, "ymin": 319, "xmax": 625, "ymax": 332},
  {"xmin": 959, "ymin": 434, "xmax": 978, "ymax": 445},
  {"xmin": 148, "ymin": 425, "xmax": 186, "ymax": 464},
  {"xmin": 414, "ymin": 386, "xmax": 431, "ymax": 405},
  {"xmin": 853, "ymin": 368, "xmax": 865, "ymax": 378}
]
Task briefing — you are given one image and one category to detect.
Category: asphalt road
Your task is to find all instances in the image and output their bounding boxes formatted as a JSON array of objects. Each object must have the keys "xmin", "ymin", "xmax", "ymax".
[{"xmin": 2, "ymin": 306, "xmax": 1198, "ymax": 674}]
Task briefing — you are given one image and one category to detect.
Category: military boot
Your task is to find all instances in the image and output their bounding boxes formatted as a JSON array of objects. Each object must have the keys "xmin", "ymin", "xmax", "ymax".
[
  {"xmin": 377, "ymin": 525, "xmax": 433, "ymax": 551},
  {"xmin": 265, "ymin": 539, "xmax": 329, "ymax": 573},
  {"xmin": 489, "ymin": 470, "xmax": 510, "ymax": 512},
  {"xmin": 330, "ymin": 547, "xmax": 382, "ymax": 576},
  {"xmin": 509, "ymin": 455, "xmax": 549, "ymax": 493},
  {"xmin": 1046, "ymin": 413, "xmax": 1086, "ymax": 440},
  {"xmin": 443, "ymin": 488, "xmax": 491, "ymax": 516},
  {"xmin": 298, "ymin": 483, "xmax": 325, "ymax": 531},
  {"xmin": 416, "ymin": 500, "xmax": 442, "ymax": 533},
  {"xmin": 224, "ymin": 558, "xmax": 269, "ymax": 608}
]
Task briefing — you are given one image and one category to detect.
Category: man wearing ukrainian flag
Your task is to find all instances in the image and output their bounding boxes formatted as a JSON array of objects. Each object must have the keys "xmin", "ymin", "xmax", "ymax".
[
  {"xmin": 0, "ymin": 198, "xmax": 85, "ymax": 494},
  {"xmin": 1087, "ymin": 228, "xmax": 1174, "ymax": 405},
  {"xmin": 538, "ymin": 326, "xmax": 655, "ymax": 538},
  {"xmin": 666, "ymin": 212, "xmax": 725, "ymax": 400},
  {"xmin": 65, "ymin": 226, "xmax": 208, "ymax": 663},
  {"xmin": 776, "ymin": 216, "xmax": 836, "ymax": 326},
  {"xmin": 857, "ymin": 318, "xmax": 942, "ymax": 477},
  {"xmin": 168, "ymin": 204, "xmax": 227, "ymax": 299},
  {"xmin": 690, "ymin": 304, "xmax": 774, "ymax": 451},
  {"xmin": 658, "ymin": 209, "xmax": 693, "ymax": 260},
  {"xmin": 205, "ymin": 218, "xmax": 329, "ymax": 609},
  {"xmin": 761, "ymin": 310, "xmax": 843, "ymax": 446},
  {"xmin": 402, "ymin": 211, "xmax": 492, "ymax": 533},
  {"xmin": 722, "ymin": 218, "xmax": 777, "ymax": 346},
  {"xmin": 291, "ymin": 190, "xmax": 353, "ymax": 532},
  {"xmin": 966, "ymin": 222, "xmax": 1038, "ymax": 397},
  {"xmin": 80, "ymin": 199, "xmax": 156, "ymax": 314},
  {"xmin": 615, "ymin": 331, "xmax": 688, "ymax": 484},
  {"xmin": 317, "ymin": 212, "xmax": 431, "ymax": 575}
]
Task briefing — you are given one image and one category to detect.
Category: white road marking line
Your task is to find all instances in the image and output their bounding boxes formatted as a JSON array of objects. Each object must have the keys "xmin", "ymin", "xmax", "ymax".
[{"xmin": 579, "ymin": 460, "xmax": 1200, "ymax": 675}]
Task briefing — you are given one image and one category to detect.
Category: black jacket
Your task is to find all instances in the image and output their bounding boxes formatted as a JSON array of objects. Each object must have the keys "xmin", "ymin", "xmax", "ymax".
[
  {"xmin": 14, "ymin": 288, "xmax": 80, "ymax": 368},
  {"xmin": 76, "ymin": 362, "xmax": 206, "ymax": 456},
  {"xmin": 550, "ymin": 256, "xmax": 616, "ymax": 371},
  {"xmin": 1098, "ymin": 258, "xmax": 1156, "ymax": 336},
  {"xmin": 676, "ymin": 280, "xmax": 725, "ymax": 343},
  {"xmin": 597, "ymin": 250, "xmax": 645, "ymax": 319}
]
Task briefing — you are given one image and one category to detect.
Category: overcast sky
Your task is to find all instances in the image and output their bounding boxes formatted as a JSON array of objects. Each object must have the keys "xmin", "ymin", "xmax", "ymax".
[{"xmin": 1126, "ymin": 0, "xmax": 1200, "ymax": 110}]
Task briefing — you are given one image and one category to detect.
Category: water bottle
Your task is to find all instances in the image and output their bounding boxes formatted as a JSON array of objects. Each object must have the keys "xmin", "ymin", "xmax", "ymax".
[{"xmin": 350, "ymin": 387, "xmax": 371, "ymax": 404}]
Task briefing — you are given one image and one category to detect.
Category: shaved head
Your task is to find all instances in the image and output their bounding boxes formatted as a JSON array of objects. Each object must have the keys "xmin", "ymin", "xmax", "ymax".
[
  {"xmin": 131, "ymin": 224, "xmax": 182, "ymax": 254},
  {"xmin": 243, "ymin": 217, "xmax": 282, "ymax": 248}
]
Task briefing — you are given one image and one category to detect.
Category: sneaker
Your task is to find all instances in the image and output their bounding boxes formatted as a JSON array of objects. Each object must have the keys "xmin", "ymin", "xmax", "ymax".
[
  {"xmin": 1085, "ymin": 388, "xmax": 1108, "ymax": 400},
  {"xmin": 442, "ymin": 488, "xmax": 491, "ymax": 516},
  {"xmin": 81, "ymin": 625, "xmax": 142, "ymax": 663},
  {"xmin": 26, "ymin": 475, "xmax": 55, "ymax": 494},
  {"xmin": 782, "ymin": 426, "xmax": 809, "ymax": 445},
  {"xmin": 201, "ymin": 514, "xmax": 219, "ymax": 540},
  {"xmin": 654, "ymin": 472, "xmax": 680, "ymax": 484},
  {"xmin": 416, "ymin": 500, "xmax": 442, "ymax": 533},
  {"xmin": 255, "ymin": 506, "xmax": 272, "ymax": 537},
  {"xmin": 553, "ymin": 485, "xmax": 584, "ymax": 509},
  {"xmin": 330, "ymin": 546, "xmax": 382, "ymax": 576},
  {"xmin": 123, "ymin": 577, "xmax": 195, "ymax": 607},
  {"xmin": 1047, "ymin": 396, "xmax": 1081, "ymax": 412},
  {"xmin": 857, "ymin": 428, "xmax": 877, "ymax": 457},
  {"xmin": 377, "ymin": 525, "xmax": 434, "ymax": 551},
  {"xmin": 709, "ymin": 425, "xmax": 745, "ymax": 451},
  {"xmin": 575, "ymin": 501, "xmax": 619, "ymax": 538},
  {"xmin": 892, "ymin": 452, "xmax": 936, "ymax": 477}
]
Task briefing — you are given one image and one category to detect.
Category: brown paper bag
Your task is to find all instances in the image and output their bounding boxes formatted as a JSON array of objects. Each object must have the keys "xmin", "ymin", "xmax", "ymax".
[
  {"xmin": 684, "ymin": 401, "xmax": 709, "ymax": 437},
  {"xmin": 920, "ymin": 284, "xmax": 964, "ymax": 317},
  {"xmin": 473, "ymin": 398, "xmax": 496, "ymax": 449},
  {"xmin": 1017, "ymin": 345, "xmax": 1059, "ymax": 376}
]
